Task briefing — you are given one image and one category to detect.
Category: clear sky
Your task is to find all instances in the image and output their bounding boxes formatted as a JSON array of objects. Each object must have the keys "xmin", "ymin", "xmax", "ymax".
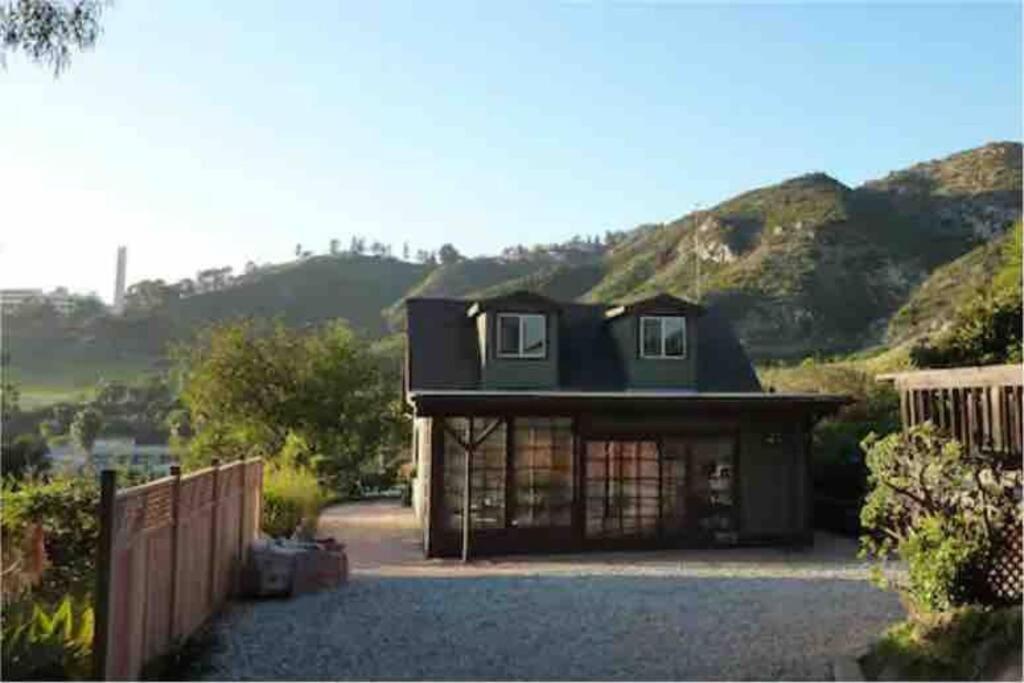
[{"xmin": 2, "ymin": 1, "xmax": 1021, "ymax": 301}]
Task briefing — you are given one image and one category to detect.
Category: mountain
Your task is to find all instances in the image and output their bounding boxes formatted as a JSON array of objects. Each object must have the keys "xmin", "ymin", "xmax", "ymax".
[
  {"xmin": 7, "ymin": 141, "xmax": 1021, "ymax": 396},
  {"xmin": 572, "ymin": 142, "xmax": 1021, "ymax": 358}
]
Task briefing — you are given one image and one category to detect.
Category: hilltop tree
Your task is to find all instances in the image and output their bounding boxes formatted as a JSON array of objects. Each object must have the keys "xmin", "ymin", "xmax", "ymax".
[
  {"xmin": 173, "ymin": 278, "xmax": 195, "ymax": 297},
  {"xmin": 438, "ymin": 243, "xmax": 461, "ymax": 265},
  {"xmin": 1, "ymin": 0, "xmax": 105, "ymax": 75},
  {"xmin": 294, "ymin": 243, "xmax": 302, "ymax": 258},
  {"xmin": 350, "ymin": 236, "xmax": 365, "ymax": 255},
  {"xmin": 124, "ymin": 279, "xmax": 175, "ymax": 311},
  {"xmin": 402, "ymin": 242, "xmax": 410, "ymax": 260},
  {"xmin": 329, "ymin": 238, "xmax": 340, "ymax": 255}
]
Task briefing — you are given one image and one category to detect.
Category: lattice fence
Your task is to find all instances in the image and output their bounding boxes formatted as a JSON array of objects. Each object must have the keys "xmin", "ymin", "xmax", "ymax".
[
  {"xmin": 93, "ymin": 459, "xmax": 263, "ymax": 680},
  {"xmin": 985, "ymin": 526, "xmax": 1023, "ymax": 604}
]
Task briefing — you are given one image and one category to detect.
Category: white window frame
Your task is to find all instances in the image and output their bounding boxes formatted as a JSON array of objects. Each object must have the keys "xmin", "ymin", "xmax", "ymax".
[
  {"xmin": 497, "ymin": 313, "xmax": 547, "ymax": 359},
  {"xmin": 639, "ymin": 315, "xmax": 687, "ymax": 359}
]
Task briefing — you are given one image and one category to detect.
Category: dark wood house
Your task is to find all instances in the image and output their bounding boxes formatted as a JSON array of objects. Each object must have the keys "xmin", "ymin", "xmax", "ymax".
[{"xmin": 405, "ymin": 291, "xmax": 846, "ymax": 559}]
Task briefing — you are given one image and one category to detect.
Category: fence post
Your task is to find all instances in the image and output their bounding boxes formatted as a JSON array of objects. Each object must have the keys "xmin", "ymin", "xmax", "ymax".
[
  {"xmin": 208, "ymin": 459, "xmax": 221, "ymax": 609},
  {"xmin": 92, "ymin": 469, "xmax": 118, "ymax": 681},
  {"xmin": 237, "ymin": 460, "xmax": 247, "ymax": 596},
  {"xmin": 167, "ymin": 465, "xmax": 182, "ymax": 642},
  {"xmin": 256, "ymin": 460, "xmax": 263, "ymax": 539}
]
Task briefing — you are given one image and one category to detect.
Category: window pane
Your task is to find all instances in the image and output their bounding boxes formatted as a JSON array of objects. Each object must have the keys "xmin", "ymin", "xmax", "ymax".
[
  {"xmin": 498, "ymin": 315, "xmax": 520, "ymax": 355},
  {"xmin": 513, "ymin": 417, "xmax": 572, "ymax": 528},
  {"xmin": 521, "ymin": 315, "xmax": 546, "ymax": 357},
  {"xmin": 443, "ymin": 417, "xmax": 507, "ymax": 530},
  {"xmin": 641, "ymin": 318, "xmax": 661, "ymax": 357},
  {"xmin": 664, "ymin": 317, "xmax": 686, "ymax": 357}
]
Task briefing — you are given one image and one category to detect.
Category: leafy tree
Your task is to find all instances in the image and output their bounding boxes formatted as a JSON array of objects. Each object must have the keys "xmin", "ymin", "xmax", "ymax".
[
  {"xmin": 860, "ymin": 423, "xmax": 1022, "ymax": 612},
  {"xmin": 2, "ymin": 434, "xmax": 49, "ymax": 479},
  {"xmin": 438, "ymin": 243, "xmax": 461, "ymax": 265},
  {"xmin": 173, "ymin": 277, "xmax": 195, "ymax": 297},
  {"xmin": 124, "ymin": 278, "xmax": 175, "ymax": 311},
  {"xmin": 1, "ymin": 0, "xmax": 104, "ymax": 75},
  {"xmin": 329, "ymin": 238, "xmax": 340, "ymax": 255},
  {"xmin": 68, "ymin": 407, "xmax": 101, "ymax": 454},
  {"xmin": 402, "ymin": 242, "xmax": 410, "ymax": 260},
  {"xmin": 176, "ymin": 319, "xmax": 404, "ymax": 492}
]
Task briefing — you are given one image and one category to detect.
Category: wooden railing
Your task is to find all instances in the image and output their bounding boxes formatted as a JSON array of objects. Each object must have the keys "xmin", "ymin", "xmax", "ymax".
[
  {"xmin": 878, "ymin": 364, "xmax": 1023, "ymax": 459},
  {"xmin": 93, "ymin": 459, "xmax": 263, "ymax": 680}
]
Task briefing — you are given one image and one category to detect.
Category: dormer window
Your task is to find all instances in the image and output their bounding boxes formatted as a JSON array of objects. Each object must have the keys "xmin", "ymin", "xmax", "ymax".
[
  {"xmin": 640, "ymin": 316, "xmax": 686, "ymax": 359},
  {"xmin": 498, "ymin": 313, "xmax": 546, "ymax": 358}
]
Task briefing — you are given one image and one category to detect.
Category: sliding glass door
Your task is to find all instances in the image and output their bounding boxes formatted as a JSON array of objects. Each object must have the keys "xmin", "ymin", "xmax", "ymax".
[{"xmin": 584, "ymin": 436, "xmax": 734, "ymax": 543}]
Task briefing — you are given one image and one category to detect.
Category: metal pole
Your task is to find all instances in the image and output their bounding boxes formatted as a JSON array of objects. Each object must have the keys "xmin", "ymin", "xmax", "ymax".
[{"xmin": 93, "ymin": 469, "xmax": 117, "ymax": 681}]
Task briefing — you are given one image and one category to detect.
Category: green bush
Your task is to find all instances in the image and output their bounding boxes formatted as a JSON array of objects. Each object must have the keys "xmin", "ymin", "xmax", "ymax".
[
  {"xmin": 261, "ymin": 460, "xmax": 325, "ymax": 539},
  {"xmin": 860, "ymin": 423, "xmax": 1022, "ymax": 613},
  {"xmin": 1, "ymin": 594, "xmax": 94, "ymax": 680},
  {"xmin": 863, "ymin": 606, "xmax": 1022, "ymax": 680},
  {"xmin": 1, "ymin": 475, "xmax": 100, "ymax": 600}
]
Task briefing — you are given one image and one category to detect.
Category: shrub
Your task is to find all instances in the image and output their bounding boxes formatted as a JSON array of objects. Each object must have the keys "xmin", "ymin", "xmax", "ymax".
[
  {"xmin": 860, "ymin": 423, "xmax": 1022, "ymax": 613},
  {"xmin": 262, "ymin": 460, "xmax": 325, "ymax": 539},
  {"xmin": 1, "ymin": 594, "xmax": 94, "ymax": 680},
  {"xmin": 1, "ymin": 475, "xmax": 100, "ymax": 600},
  {"xmin": 863, "ymin": 606, "xmax": 1022, "ymax": 681},
  {"xmin": 2, "ymin": 434, "xmax": 51, "ymax": 480}
]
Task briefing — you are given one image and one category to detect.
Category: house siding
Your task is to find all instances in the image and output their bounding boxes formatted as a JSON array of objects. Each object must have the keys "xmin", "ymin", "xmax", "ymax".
[
  {"xmin": 607, "ymin": 314, "xmax": 698, "ymax": 390},
  {"xmin": 478, "ymin": 311, "xmax": 560, "ymax": 389},
  {"xmin": 738, "ymin": 418, "xmax": 808, "ymax": 541}
]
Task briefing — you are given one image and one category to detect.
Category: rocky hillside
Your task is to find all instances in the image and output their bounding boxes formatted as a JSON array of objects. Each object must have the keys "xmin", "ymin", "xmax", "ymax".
[
  {"xmin": 7, "ymin": 142, "xmax": 1021, "ymax": 391},
  {"xmin": 569, "ymin": 142, "xmax": 1021, "ymax": 358}
]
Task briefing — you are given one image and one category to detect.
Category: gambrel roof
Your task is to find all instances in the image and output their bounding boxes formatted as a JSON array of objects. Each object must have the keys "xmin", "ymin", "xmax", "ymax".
[{"xmin": 405, "ymin": 292, "xmax": 762, "ymax": 394}]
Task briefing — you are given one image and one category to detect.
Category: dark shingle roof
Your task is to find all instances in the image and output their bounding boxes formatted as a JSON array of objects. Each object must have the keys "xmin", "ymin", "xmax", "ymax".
[{"xmin": 406, "ymin": 294, "xmax": 762, "ymax": 393}]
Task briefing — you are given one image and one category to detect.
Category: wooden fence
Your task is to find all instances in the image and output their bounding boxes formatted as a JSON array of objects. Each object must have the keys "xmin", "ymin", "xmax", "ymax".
[
  {"xmin": 93, "ymin": 458, "xmax": 263, "ymax": 680},
  {"xmin": 879, "ymin": 364, "xmax": 1023, "ymax": 603},
  {"xmin": 878, "ymin": 364, "xmax": 1023, "ymax": 459}
]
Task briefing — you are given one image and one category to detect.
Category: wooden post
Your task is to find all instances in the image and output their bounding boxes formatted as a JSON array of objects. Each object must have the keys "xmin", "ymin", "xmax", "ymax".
[
  {"xmin": 208, "ymin": 459, "xmax": 221, "ymax": 608},
  {"xmin": 462, "ymin": 420, "xmax": 474, "ymax": 563},
  {"xmin": 237, "ymin": 462, "xmax": 247, "ymax": 596},
  {"xmin": 93, "ymin": 469, "xmax": 118, "ymax": 681},
  {"xmin": 901, "ymin": 389, "xmax": 909, "ymax": 432},
  {"xmin": 504, "ymin": 416, "xmax": 515, "ymax": 530},
  {"xmin": 256, "ymin": 460, "xmax": 264, "ymax": 539},
  {"xmin": 167, "ymin": 465, "xmax": 182, "ymax": 642}
]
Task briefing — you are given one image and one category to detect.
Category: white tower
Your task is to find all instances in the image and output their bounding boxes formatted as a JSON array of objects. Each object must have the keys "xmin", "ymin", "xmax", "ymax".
[{"xmin": 113, "ymin": 246, "xmax": 127, "ymax": 314}]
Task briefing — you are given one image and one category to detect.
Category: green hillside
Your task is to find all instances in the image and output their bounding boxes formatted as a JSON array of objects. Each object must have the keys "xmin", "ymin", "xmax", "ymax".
[
  {"xmin": 5, "ymin": 254, "xmax": 428, "ymax": 392},
  {"xmin": 886, "ymin": 235, "xmax": 1009, "ymax": 345},
  {"xmin": 7, "ymin": 141, "xmax": 1021, "ymax": 402},
  {"xmin": 578, "ymin": 142, "xmax": 1022, "ymax": 359}
]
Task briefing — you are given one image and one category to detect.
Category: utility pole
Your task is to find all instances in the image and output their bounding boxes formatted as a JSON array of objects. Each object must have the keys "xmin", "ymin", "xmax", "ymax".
[
  {"xmin": 694, "ymin": 233, "xmax": 701, "ymax": 303},
  {"xmin": 692, "ymin": 203, "xmax": 702, "ymax": 303}
]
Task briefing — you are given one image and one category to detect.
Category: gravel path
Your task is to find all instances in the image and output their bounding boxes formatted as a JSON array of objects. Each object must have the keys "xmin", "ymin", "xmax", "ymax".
[{"xmin": 201, "ymin": 502, "xmax": 904, "ymax": 681}]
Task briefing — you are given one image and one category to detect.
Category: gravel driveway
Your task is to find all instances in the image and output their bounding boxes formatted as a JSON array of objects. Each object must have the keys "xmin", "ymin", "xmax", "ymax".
[{"xmin": 202, "ymin": 501, "xmax": 903, "ymax": 681}]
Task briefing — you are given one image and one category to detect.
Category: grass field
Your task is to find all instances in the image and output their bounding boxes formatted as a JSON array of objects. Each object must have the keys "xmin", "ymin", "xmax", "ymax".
[{"xmin": 8, "ymin": 357, "xmax": 162, "ymax": 409}]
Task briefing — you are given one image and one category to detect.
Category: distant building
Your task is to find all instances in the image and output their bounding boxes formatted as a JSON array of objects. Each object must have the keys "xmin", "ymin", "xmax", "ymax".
[
  {"xmin": 113, "ymin": 246, "xmax": 127, "ymax": 315},
  {"xmin": 47, "ymin": 437, "xmax": 175, "ymax": 478},
  {"xmin": 1, "ymin": 288, "xmax": 81, "ymax": 315}
]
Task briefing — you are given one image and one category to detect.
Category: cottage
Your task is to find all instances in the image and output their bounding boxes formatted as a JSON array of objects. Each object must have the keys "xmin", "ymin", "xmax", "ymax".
[{"xmin": 404, "ymin": 291, "xmax": 846, "ymax": 559}]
